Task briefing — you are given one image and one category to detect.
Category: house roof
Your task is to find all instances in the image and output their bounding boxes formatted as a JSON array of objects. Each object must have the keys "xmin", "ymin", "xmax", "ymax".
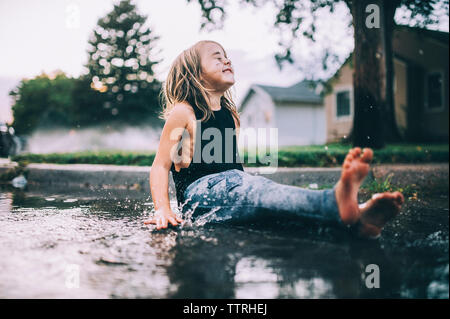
[
  {"xmin": 324, "ymin": 25, "xmax": 449, "ymax": 91},
  {"xmin": 241, "ymin": 25, "xmax": 448, "ymax": 108},
  {"xmin": 396, "ymin": 25, "xmax": 449, "ymax": 45},
  {"xmin": 255, "ymin": 81, "xmax": 323, "ymax": 104}
]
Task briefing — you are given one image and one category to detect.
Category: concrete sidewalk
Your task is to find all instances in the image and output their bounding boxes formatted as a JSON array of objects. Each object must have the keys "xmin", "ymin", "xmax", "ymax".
[{"xmin": 1, "ymin": 159, "xmax": 448, "ymax": 199}]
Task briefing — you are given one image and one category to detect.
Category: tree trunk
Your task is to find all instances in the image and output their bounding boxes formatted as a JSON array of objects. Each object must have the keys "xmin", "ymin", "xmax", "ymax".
[
  {"xmin": 382, "ymin": 0, "xmax": 402, "ymax": 142},
  {"xmin": 351, "ymin": 0, "xmax": 401, "ymax": 149}
]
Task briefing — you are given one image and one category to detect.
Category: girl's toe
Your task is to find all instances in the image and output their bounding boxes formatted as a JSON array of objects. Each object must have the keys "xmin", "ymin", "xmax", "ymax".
[{"xmin": 361, "ymin": 148, "xmax": 373, "ymax": 163}]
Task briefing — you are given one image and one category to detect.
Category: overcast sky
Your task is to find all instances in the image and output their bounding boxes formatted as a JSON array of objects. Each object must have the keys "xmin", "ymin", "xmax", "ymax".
[
  {"xmin": 0, "ymin": 0, "xmax": 447, "ymax": 123},
  {"xmin": 1, "ymin": 0, "xmax": 292, "ymax": 77}
]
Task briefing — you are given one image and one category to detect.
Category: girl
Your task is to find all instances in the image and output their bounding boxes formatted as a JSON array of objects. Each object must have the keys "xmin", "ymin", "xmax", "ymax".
[{"xmin": 144, "ymin": 40, "xmax": 404, "ymax": 239}]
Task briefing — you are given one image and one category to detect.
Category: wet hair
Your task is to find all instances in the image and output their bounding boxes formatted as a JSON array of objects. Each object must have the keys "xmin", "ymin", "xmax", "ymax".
[{"xmin": 159, "ymin": 40, "xmax": 240, "ymax": 126}]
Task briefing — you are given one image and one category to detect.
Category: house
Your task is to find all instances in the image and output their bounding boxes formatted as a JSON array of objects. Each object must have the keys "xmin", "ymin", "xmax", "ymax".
[
  {"xmin": 239, "ymin": 25, "xmax": 449, "ymax": 146},
  {"xmin": 325, "ymin": 25, "xmax": 449, "ymax": 143},
  {"xmin": 238, "ymin": 81, "xmax": 325, "ymax": 146}
]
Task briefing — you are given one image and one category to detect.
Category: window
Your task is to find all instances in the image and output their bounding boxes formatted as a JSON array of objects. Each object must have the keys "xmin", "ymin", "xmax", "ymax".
[
  {"xmin": 336, "ymin": 91, "xmax": 351, "ymax": 118},
  {"xmin": 426, "ymin": 71, "xmax": 444, "ymax": 111}
]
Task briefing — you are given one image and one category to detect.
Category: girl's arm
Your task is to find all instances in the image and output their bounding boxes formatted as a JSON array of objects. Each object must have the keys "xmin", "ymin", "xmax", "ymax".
[{"xmin": 144, "ymin": 104, "xmax": 190, "ymax": 229}]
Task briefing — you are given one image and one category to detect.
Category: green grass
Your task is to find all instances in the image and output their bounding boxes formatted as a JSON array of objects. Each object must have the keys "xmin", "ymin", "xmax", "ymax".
[
  {"xmin": 363, "ymin": 174, "xmax": 417, "ymax": 198},
  {"xmin": 297, "ymin": 176, "xmax": 418, "ymax": 199},
  {"xmin": 243, "ymin": 143, "xmax": 449, "ymax": 167},
  {"xmin": 12, "ymin": 150, "xmax": 156, "ymax": 167},
  {"xmin": 10, "ymin": 143, "xmax": 449, "ymax": 167}
]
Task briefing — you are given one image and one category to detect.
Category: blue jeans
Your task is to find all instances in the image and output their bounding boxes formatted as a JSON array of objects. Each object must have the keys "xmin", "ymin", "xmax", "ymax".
[{"xmin": 181, "ymin": 169, "xmax": 345, "ymax": 227}]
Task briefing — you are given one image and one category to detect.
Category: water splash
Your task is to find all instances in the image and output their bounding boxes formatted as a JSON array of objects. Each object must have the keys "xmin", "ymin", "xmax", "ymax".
[
  {"xmin": 193, "ymin": 206, "xmax": 228, "ymax": 227},
  {"xmin": 179, "ymin": 201, "xmax": 233, "ymax": 228},
  {"xmin": 180, "ymin": 201, "xmax": 200, "ymax": 228}
]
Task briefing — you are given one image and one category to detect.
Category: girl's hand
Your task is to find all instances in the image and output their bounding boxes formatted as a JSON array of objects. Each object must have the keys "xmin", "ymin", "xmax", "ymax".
[{"xmin": 144, "ymin": 208, "xmax": 183, "ymax": 230}]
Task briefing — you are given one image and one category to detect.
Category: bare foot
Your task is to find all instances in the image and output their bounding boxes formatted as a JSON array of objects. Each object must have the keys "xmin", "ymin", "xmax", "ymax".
[
  {"xmin": 356, "ymin": 192, "xmax": 404, "ymax": 238},
  {"xmin": 335, "ymin": 147, "xmax": 373, "ymax": 225}
]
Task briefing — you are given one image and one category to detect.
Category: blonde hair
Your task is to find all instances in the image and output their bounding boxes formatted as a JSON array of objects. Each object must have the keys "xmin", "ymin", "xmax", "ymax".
[{"xmin": 159, "ymin": 40, "xmax": 240, "ymax": 126}]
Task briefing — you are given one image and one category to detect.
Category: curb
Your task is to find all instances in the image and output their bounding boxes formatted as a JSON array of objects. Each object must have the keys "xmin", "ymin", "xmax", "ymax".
[{"xmin": 1, "ymin": 160, "xmax": 448, "ymax": 200}]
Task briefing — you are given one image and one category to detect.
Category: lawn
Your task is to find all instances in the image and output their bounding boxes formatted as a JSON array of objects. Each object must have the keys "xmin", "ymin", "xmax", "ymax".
[
  {"xmin": 262, "ymin": 143, "xmax": 449, "ymax": 167},
  {"xmin": 10, "ymin": 143, "xmax": 449, "ymax": 167}
]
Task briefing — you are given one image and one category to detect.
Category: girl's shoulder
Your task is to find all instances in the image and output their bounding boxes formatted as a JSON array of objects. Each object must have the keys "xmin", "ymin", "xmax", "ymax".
[
  {"xmin": 171, "ymin": 101, "xmax": 196, "ymax": 117},
  {"xmin": 165, "ymin": 102, "xmax": 196, "ymax": 127},
  {"xmin": 169, "ymin": 102, "xmax": 195, "ymax": 119}
]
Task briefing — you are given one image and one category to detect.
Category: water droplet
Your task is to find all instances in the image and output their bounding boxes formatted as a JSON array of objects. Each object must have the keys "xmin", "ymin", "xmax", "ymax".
[{"xmin": 309, "ymin": 183, "xmax": 319, "ymax": 189}]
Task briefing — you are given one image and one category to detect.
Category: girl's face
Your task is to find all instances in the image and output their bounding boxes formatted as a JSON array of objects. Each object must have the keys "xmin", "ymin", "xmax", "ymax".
[{"xmin": 198, "ymin": 42, "xmax": 235, "ymax": 92}]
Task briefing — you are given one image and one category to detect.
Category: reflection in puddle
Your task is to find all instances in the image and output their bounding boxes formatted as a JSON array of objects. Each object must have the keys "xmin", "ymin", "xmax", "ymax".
[
  {"xmin": 291, "ymin": 278, "xmax": 334, "ymax": 299},
  {"xmin": 234, "ymin": 257, "xmax": 279, "ymax": 298}
]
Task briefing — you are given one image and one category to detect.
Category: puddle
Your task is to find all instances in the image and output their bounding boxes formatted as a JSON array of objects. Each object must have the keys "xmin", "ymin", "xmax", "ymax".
[{"xmin": 0, "ymin": 186, "xmax": 448, "ymax": 298}]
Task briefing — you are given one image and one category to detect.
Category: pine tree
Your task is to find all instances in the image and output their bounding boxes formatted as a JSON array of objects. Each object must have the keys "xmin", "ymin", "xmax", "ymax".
[{"xmin": 82, "ymin": 0, "xmax": 162, "ymax": 123}]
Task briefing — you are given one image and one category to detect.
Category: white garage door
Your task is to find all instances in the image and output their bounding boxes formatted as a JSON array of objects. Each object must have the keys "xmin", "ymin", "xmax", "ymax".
[{"xmin": 275, "ymin": 104, "xmax": 326, "ymax": 146}]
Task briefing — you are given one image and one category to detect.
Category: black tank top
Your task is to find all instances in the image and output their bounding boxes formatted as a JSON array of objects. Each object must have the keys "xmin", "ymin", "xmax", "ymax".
[{"xmin": 170, "ymin": 105, "xmax": 244, "ymax": 208}]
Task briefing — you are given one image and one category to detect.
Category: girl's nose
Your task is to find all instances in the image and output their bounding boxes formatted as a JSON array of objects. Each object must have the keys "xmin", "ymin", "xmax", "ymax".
[{"xmin": 224, "ymin": 58, "xmax": 231, "ymax": 66}]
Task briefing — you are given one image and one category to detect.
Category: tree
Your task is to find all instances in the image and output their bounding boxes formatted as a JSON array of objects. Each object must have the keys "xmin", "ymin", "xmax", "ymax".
[
  {"xmin": 71, "ymin": 76, "xmax": 108, "ymax": 126},
  {"xmin": 82, "ymin": 0, "xmax": 162, "ymax": 123},
  {"xmin": 10, "ymin": 71, "xmax": 76, "ymax": 135},
  {"xmin": 187, "ymin": 0, "xmax": 448, "ymax": 148}
]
